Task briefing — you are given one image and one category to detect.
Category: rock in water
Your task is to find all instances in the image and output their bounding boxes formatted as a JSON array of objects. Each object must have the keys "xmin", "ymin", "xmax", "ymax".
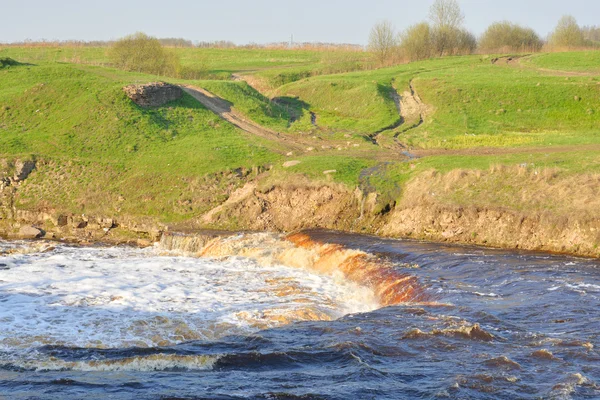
[{"xmin": 18, "ymin": 225, "xmax": 44, "ymax": 239}]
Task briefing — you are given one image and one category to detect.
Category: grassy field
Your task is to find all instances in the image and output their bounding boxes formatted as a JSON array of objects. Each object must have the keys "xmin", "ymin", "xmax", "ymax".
[
  {"xmin": 1, "ymin": 47, "xmax": 599, "ymax": 227},
  {"xmin": 0, "ymin": 46, "xmax": 372, "ymax": 81},
  {"xmin": 524, "ymin": 51, "xmax": 600, "ymax": 72}
]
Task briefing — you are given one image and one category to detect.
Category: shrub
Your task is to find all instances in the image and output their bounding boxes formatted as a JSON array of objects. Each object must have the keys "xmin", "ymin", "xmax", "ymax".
[
  {"xmin": 428, "ymin": 0, "xmax": 475, "ymax": 56},
  {"xmin": 400, "ymin": 22, "xmax": 433, "ymax": 62},
  {"xmin": 109, "ymin": 32, "xmax": 180, "ymax": 76},
  {"xmin": 480, "ymin": 21, "xmax": 543, "ymax": 53}
]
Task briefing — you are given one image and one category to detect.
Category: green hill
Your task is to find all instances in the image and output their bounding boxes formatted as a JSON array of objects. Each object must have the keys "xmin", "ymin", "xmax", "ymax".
[{"xmin": 1, "ymin": 47, "xmax": 599, "ymax": 254}]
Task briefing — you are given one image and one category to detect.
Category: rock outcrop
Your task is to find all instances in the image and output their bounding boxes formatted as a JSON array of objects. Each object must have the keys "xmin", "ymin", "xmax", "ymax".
[
  {"xmin": 123, "ymin": 82, "xmax": 183, "ymax": 108},
  {"xmin": 18, "ymin": 225, "xmax": 44, "ymax": 239},
  {"xmin": 13, "ymin": 160, "xmax": 35, "ymax": 181}
]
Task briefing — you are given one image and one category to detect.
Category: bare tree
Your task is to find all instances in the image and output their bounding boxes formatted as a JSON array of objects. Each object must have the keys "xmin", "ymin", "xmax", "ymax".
[
  {"xmin": 429, "ymin": 0, "xmax": 464, "ymax": 30},
  {"xmin": 582, "ymin": 25, "xmax": 600, "ymax": 44},
  {"xmin": 428, "ymin": 0, "xmax": 470, "ymax": 56},
  {"xmin": 549, "ymin": 15, "xmax": 585, "ymax": 49},
  {"xmin": 368, "ymin": 20, "xmax": 397, "ymax": 65}
]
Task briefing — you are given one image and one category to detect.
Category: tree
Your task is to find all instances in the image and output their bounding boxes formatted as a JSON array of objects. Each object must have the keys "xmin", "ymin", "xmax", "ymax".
[
  {"xmin": 400, "ymin": 22, "xmax": 432, "ymax": 62},
  {"xmin": 428, "ymin": 0, "xmax": 473, "ymax": 56},
  {"xmin": 479, "ymin": 21, "xmax": 543, "ymax": 52},
  {"xmin": 109, "ymin": 32, "xmax": 180, "ymax": 76},
  {"xmin": 368, "ymin": 20, "xmax": 397, "ymax": 65},
  {"xmin": 582, "ymin": 25, "xmax": 600, "ymax": 44},
  {"xmin": 429, "ymin": 0, "xmax": 464, "ymax": 30},
  {"xmin": 549, "ymin": 15, "xmax": 585, "ymax": 49},
  {"xmin": 456, "ymin": 28, "xmax": 477, "ymax": 54}
]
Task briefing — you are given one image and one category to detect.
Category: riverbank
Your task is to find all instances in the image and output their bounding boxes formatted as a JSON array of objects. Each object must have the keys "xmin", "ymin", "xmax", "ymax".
[{"xmin": 2, "ymin": 172, "xmax": 598, "ymax": 258}]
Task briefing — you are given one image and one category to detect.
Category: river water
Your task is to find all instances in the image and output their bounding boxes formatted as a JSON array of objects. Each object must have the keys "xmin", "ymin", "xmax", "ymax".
[{"xmin": 1, "ymin": 230, "xmax": 599, "ymax": 399}]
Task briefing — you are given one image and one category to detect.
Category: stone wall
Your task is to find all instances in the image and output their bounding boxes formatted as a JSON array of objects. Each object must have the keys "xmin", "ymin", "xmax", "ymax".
[{"xmin": 123, "ymin": 82, "xmax": 183, "ymax": 108}]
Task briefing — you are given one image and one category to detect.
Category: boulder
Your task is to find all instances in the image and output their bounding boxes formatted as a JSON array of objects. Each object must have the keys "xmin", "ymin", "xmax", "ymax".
[
  {"xmin": 283, "ymin": 160, "xmax": 301, "ymax": 168},
  {"xmin": 56, "ymin": 215, "xmax": 68, "ymax": 227},
  {"xmin": 14, "ymin": 159, "xmax": 35, "ymax": 181},
  {"xmin": 18, "ymin": 225, "xmax": 44, "ymax": 239}
]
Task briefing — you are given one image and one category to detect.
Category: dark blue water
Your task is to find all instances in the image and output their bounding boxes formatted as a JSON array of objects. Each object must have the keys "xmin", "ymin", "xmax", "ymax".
[{"xmin": 2, "ymin": 231, "xmax": 600, "ymax": 399}]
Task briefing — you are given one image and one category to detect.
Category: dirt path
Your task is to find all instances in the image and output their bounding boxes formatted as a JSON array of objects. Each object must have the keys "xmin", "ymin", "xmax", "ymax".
[
  {"xmin": 412, "ymin": 143, "xmax": 600, "ymax": 158},
  {"xmin": 182, "ymin": 85, "xmax": 308, "ymax": 153},
  {"xmin": 492, "ymin": 55, "xmax": 600, "ymax": 77},
  {"xmin": 397, "ymin": 79, "xmax": 428, "ymax": 132},
  {"xmin": 371, "ymin": 78, "xmax": 430, "ymax": 157}
]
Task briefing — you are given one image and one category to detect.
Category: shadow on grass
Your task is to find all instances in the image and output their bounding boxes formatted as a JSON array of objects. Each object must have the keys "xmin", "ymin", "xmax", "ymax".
[
  {"xmin": 0, "ymin": 58, "xmax": 35, "ymax": 68},
  {"xmin": 271, "ymin": 96, "xmax": 311, "ymax": 126}
]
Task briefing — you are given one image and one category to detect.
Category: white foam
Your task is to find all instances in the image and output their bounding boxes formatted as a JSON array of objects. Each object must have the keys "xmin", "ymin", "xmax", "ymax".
[
  {"xmin": 10, "ymin": 354, "xmax": 218, "ymax": 372},
  {"xmin": 0, "ymin": 242, "xmax": 379, "ymax": 354}
]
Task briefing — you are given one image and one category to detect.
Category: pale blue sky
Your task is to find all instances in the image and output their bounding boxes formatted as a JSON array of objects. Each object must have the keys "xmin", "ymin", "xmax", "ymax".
[{"xmin": 1, "ymin": 0, "xmax": 598, "ymax": 45}]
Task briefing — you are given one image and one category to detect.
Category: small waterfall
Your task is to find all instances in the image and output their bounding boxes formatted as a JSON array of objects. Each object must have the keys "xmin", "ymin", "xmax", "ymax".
[{"xmin": 158, "ymin": 231, "xmax": 429, "ymax": 307}]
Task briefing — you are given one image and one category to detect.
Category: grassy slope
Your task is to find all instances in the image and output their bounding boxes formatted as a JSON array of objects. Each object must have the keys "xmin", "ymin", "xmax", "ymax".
[
  {"xmin": 0, "ymin": 62, "xmax": 281, "ymax": 221},
  {"xmin": 406, "ymin": 57, "xmax": 600, "ymax": 148},
  {"xmin": 270, "ymin": 55, "xmax": 600, "ymax": 147},
  {"xmin": 1, "ymin": 49, "xmax": 600, "ymax": 231},
  {"xmin": 525, "ymin": 51, "xmax": 600, "ymax": 72}
]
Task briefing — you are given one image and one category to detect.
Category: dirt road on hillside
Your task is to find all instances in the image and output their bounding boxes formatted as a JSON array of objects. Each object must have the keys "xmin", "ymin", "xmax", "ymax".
[
  {"xmin": 411, "ymin": 143, "xmax": 600, "ymax": 158},
  {"xmin": 492, "ymin": 55, "xmax": 600, "ymax": 77},
  {"xmin": 181, "ymin": 85, "xmax": 308, "ymax": 153}
]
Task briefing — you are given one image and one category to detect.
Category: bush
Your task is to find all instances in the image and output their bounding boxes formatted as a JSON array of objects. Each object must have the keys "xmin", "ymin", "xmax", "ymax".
[
  {"xmin": 431, "ymin": 26, "xmax": 476, "ymax": 56},
  {"xmin": 479, "ymin": 22, "xmax": 543, "ymax": 53},
  {"xmin": 428, "ymin": 0, "xmax": 475, "ymax": 56},
  {"xmin": 400, "ymin": 23, "xmax": 433, "ymax": 62},
  {"xmin": 109, "ymin": 32, "xmax": 180, "ymax": 76}
]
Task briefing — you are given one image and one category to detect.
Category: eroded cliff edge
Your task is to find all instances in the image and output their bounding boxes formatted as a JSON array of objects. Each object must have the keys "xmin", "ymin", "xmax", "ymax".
[{"xmin": 1, "ymin": 157, "xmax": 598, "ymax": 257}]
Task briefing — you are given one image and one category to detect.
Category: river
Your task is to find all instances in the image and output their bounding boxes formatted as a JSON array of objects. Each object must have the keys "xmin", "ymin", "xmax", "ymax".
[{"xmin": 1, "ymin": 230, "xmax": 599, "ymax": 399}]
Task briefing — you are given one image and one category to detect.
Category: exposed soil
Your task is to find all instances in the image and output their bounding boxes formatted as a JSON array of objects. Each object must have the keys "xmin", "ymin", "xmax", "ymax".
[
  {"xmin": 412, "ymin": 143, "xmax": 600, "ymax": 158},
  {"xmin": 373, "ymin": 79, "xmax": 429, "ymax": 155},
  {"xmin": 189, "ymin": 177, "xmax": 600, "ymax": 258},
  {"xmin": 182, "ymin": 85, "xmax": 310, "ymax": 153},
  {"xmin": 397, "ymin": 79, "xmax": 428, "ymax": 132}
]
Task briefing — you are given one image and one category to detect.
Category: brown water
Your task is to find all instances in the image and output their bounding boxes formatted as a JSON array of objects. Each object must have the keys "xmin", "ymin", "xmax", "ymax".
[{"xmin": 1, "ymin": 230, "xmax": 600, "ymax": 399}]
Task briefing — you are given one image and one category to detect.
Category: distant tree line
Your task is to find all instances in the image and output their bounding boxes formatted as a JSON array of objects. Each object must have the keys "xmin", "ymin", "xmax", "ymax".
[
  {"xmin": 582, "ymin": 26, "xmax": 600, "ymax": 43},
  {"xmin": 369, "ymin": 0, "xmax": 600, "ymax": 65},
  {"xmin": 1, "ymin": 38, "xmax": 364, "ymax": 52}
]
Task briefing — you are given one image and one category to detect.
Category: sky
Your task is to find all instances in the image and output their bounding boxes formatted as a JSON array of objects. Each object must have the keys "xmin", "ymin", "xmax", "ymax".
[{"xmin": 1, "ymin": 0, "xmax": 599, "ymax": 45}]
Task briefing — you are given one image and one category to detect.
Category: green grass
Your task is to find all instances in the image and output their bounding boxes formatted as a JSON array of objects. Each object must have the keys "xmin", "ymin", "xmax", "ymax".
[
  {"xmin": 197, "ymin": 80, "xmax": 293, "ymax": 131},
  {"xmin": 275, "ymin": 73, "xmax": 400, "ymax": 133},
  {"xmin": 0, "ymin": 46, "xmax": 372, "ymax": 81},
  {"xmin": 525, "ymin": 51, "xmax": 600, "ymax": 72},
  {"xmin": 267, "ymin": 54, "xmax": 600, "ymax": 145},
  {"xmin": 0, "ymin": 61, "xmax": 281, "ymax": 221},
  {"xmin": 2, "ymin": 48, "xmax": 600, "ymax": 227},
  {"xmin": 404, "ymin": 60, "xmax": 600, "ymax": 148}
]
